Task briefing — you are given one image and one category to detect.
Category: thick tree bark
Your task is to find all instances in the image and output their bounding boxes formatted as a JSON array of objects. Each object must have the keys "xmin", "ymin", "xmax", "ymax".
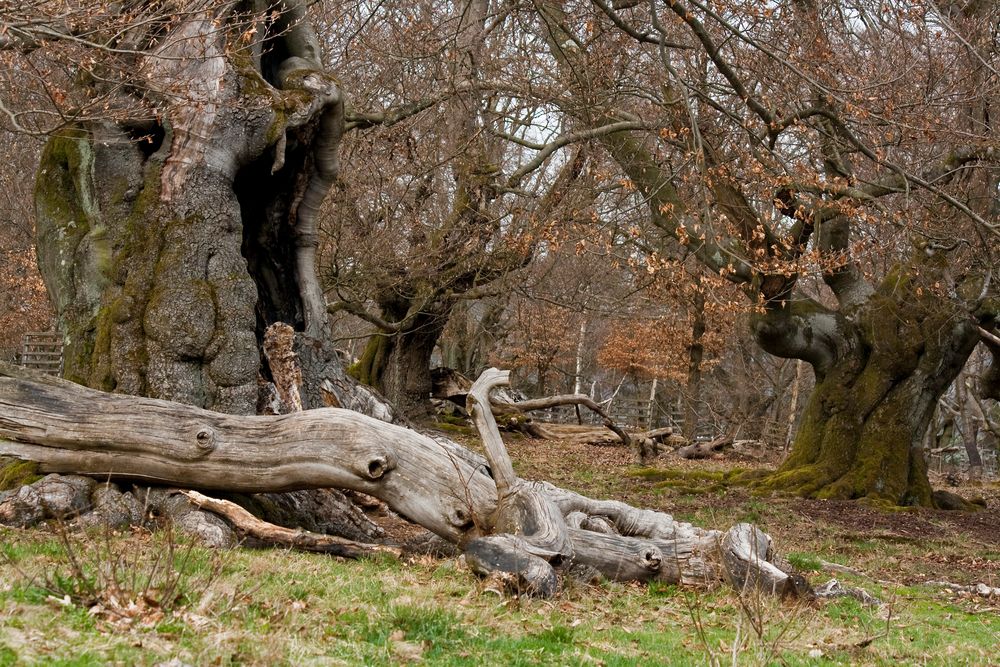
[
  {"xmin": 33, "ymin": 2, "xmax": 343, "ymax": 415},
  {"xmin": 956, "ymin": 373, "xmax": 985, "ymax": 473},
  {"xmin": 752, "ymin": 253, "xmax": 982, "ymax": 506},
  {"xmin": 351, "ymin": 312, "xmax": 446, "ymax": 418},
  {"xmin": 0, "ymin": 363, "xmax": 803, "ymax": 597},
  {"xmin": 683, "ymin": 291, "xmax": 707, "ymax": 441}
]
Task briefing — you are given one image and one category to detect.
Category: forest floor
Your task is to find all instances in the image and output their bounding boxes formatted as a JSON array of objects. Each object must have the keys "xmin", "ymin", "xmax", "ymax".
[{"xmin": 1, "ymin": 429, "xmax": 998, "ymax": 666}]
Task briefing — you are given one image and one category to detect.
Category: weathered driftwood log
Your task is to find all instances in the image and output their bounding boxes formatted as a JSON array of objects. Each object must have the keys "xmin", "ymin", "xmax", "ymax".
[
  {"xmin": 463, "ymin": 370, "xmax": 802, "ymax": 596},
  {"xmin": 0, "ymin": 363, "xmax": 805, "ymax": 598},
  {"xmin": 0, "ymin": 364, "xmax": 494, "ymax": 543}
]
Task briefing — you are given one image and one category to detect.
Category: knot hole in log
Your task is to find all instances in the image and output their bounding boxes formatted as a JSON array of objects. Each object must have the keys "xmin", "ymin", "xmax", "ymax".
[
  {"xmin": 195, "ymin": 427, "xmax": 216, "ymax": 452},
  {"xmin": 643, "ymin": 549, "xmax": 662, "ymax": 570},
  {"xmin": 366, "ymin": 455, "xmax": 392, "ymax": 480},
  {"xmin": 449, "ymin": 506, "xmax": 475, "ymax": 531}
]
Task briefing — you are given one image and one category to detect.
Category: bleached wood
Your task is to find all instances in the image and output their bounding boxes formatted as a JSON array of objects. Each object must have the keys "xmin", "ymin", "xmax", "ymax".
[
  {"xmin": 466, "ymin": 368, "xmax": 517, "ymax": 495},
  {"xmin": 465, "ymin": 368, "xmax": 573, "ymax": 562},
  {"xmin": 721, "ymin": 523, "xmax": 793, "ymax": 595},
  {"xmin": 0, "ymin": 364, "xmax": 497, "ymax": 543},
  {"xmin": 677, "ymin": 436, "xmax": 733, "ymax": 460},
  {"xmin": 464, "ymin": 535, "xmax": 559, "ymax": 597},
  {"xmin": 0, "ymin": 363, "xmax": 805, "ymax": 597}
]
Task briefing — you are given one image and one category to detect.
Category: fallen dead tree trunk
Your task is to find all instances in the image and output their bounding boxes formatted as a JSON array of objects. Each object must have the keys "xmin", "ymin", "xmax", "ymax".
[
  {"xmin": 0, "ymin": 363, "xmax": 805, "ymax": 598},
  {"xmin": 491, "ymin": 393, "xmax": 632, "ymax": 448},
  {"xmin": 677, "ymin": 436, "xmax": 734, "ymax": 460},
  {"xmin": 0, "ymin": 364, "xmax": 492, "ymax": 543},
  {"xmin": 534, "ymin": 424, "xmax": 678, "ymax": 447},
  {"xmin": 492, "ymin": 396, "xmax": 682, "ymax": 462}
]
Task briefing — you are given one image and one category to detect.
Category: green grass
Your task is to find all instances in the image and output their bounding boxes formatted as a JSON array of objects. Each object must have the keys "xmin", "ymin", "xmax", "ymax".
[
  {"xmin": 1, "ymin": 526, "xmax": 996, "ymax": 666},
  {"xmin": 2, "ymin": 437, "xmax": 998, "ymax": 666},
  {"xmin": 786, "ymin": 552, "xmax": 824, "ymax": 572}
]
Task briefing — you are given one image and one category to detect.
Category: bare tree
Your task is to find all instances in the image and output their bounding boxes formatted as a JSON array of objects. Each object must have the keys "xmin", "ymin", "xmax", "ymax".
[{"xmin": 320, "ymin": 1, "xmax": 596, "ymax": 416}]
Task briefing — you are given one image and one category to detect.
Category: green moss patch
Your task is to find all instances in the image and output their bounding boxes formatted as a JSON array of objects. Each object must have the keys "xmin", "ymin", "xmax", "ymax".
[
  {"xmin": 630, "ymin": 467, "xmax": 746, "ymax": 494},
  {"xmin": 0, "ymin": 456, "xmax": 42, "ymax": 491}
]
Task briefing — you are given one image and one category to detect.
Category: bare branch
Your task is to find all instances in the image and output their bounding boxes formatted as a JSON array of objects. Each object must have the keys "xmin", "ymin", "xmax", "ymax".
[
  {"xmin": 505, "ymin": 120, "xmax": 649, "ymax": 187},
  {"xmin": 327, "ymin": 300, "xmax": 403, "ymax": 333},
  {"xmin": 589, "ymin": 0, "xmax": 689, "ymax": 48}
]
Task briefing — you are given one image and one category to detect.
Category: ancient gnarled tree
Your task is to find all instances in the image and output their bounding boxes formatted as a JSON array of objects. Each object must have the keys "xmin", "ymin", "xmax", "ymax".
[
  {"xmin": 529, "ymin": 0, "xmax": 1000, "ymax": 506},
  {"xmin": 29, "ymin": 1, "xmax": 343, "ymax": 413}
]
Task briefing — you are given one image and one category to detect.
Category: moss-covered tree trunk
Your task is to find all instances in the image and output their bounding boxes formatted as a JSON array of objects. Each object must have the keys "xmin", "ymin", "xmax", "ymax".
[
  {"xmin": 352, "ymin": 311, "xmax": 446, "ymax": 418},
  {"xmin": 752, "ymin": 252, "xmax": 982, "ymax": 506},
  {"xmin": 33, "ymin": 2, "xmax": 343, "ymax": 415}
]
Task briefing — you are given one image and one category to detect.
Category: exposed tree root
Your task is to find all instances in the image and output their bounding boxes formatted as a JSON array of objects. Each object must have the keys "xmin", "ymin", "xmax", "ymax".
[{"xmin": 182, "ymin": 490, "xmax": 400, "ymax": 559}]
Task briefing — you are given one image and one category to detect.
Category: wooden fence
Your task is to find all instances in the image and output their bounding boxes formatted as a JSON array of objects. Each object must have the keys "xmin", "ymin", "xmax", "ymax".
[{"xmin": 19, "ymin": 332, "xmax": 63, "ymax": 375}]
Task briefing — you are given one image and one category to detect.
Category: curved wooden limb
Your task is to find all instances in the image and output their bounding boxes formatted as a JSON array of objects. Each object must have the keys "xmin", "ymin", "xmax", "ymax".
[
  {"xmin": 182, "ymin": 490, "xmax": 401, "ymax": 559},
  {"xmin": 465, "ymin": 368, "xmax": 573, "ymax": 568},
  {"xmin": 466, "ymin": 368, "xmax": 517, "ymax": 495},
  {"xmin": 567, "ymin": 527, "xmax": 674, "ymax": 582},
  {"xmin": 537, "ymin": 481, "xmax": 705, "ymax": 540},
  {"xmin": 0, "ymin": 364, "xmax": 497, "ymax": 544}
]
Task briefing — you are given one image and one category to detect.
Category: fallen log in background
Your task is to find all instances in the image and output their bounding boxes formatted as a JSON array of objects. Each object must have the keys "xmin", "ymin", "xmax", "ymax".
[
  {"xmin": 0, "ymin": 363, "xmax": 806, "ymax": 598},
  {"xmin": 677, "ymin": 436, "xmax": 734, "ymax": 460},
  {"xmin": 430, "ymin": 368, "xmax": 638, "ymax": 450},
  {"xmin": 491, "ymin": 393, "xmax": 632, "ymax": 449}
]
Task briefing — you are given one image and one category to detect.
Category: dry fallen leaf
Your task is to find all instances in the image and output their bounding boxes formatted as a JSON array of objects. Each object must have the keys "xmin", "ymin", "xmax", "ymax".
[{"xmin": 390, "ymin": 631, "xmax": 425, "ymax": 663}]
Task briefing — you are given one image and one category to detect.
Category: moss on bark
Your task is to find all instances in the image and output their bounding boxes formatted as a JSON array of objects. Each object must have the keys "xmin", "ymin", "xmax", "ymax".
[
  {"xmin": 751, "ymin": 254, "xmax": 980, "ymax": 508},
  {"xmin": 348, "ymin": 334, "xmax": 391, "ymax": 387}
]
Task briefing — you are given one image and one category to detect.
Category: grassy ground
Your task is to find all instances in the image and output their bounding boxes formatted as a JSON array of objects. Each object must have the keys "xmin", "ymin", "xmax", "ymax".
[{"xmin": 1, "ymin": 434, "xmax": 998, "ymax": 666}]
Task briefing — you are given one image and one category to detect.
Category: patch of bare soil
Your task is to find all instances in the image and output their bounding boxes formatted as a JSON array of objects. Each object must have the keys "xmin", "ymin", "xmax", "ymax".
[
  {"xmin": 789, "ymin": 468, "xmax": 1000, "ymax": 552},
  {"xmin": 794, "ymin": 496, "xmax": 1000, "ymax": 547}
]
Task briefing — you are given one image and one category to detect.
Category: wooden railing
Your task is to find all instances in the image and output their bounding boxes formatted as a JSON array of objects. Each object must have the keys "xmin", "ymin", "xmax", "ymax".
[{"xmin": 19, "ymin": 331, "xmax": 63, "ymax": 375}]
